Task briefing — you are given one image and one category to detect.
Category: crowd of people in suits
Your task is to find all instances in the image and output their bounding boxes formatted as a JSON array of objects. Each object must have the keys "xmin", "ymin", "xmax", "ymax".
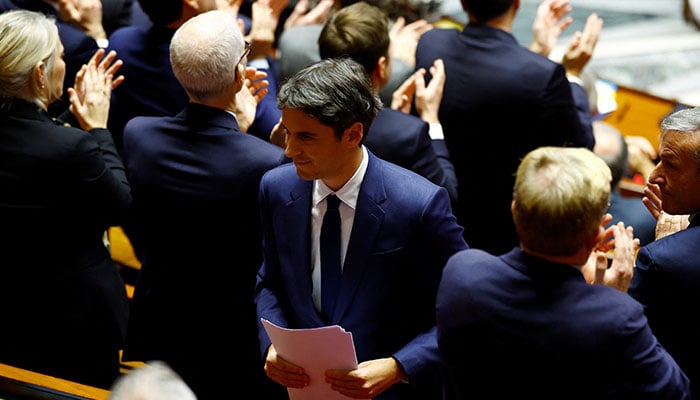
[{"xmin": 0, "ymin": 0, "xmax": 698, "ymax": 399}]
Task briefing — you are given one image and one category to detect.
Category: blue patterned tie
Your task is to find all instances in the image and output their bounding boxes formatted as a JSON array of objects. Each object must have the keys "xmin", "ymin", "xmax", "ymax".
[{"xmin": 321, "ymin": 195, "xmax": 341, "ymax": 321}]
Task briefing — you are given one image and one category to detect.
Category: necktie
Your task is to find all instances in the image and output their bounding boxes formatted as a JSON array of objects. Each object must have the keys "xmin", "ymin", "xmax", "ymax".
[{"xmin": 321, "ymin": 194, "xmax": 341, "ymax": 321}]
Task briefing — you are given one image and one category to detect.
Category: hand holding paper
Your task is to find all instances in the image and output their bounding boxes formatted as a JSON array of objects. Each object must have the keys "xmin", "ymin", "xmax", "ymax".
[{"xmin": 262, "ymin": 319, "xmax": 358, "ymax": 400}]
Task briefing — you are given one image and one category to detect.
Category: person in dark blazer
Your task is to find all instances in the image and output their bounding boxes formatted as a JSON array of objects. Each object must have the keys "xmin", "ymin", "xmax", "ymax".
[
  {"xmin": 414, "ymin": 0, "xmax": 601, "ymax": 255},
  {"xmin": 120, "ymin": 10, "xmax": 289, "ymax": 400},
  {"xmin": 629, "ymin": 106, "xmax": 700, "ymax": 397},
  {"xmin": 0, "ymin": 10, "xmax": 130, "ymax": 389},
  {"xmin": 313, "ymin": 1, "xmax": 458, "ymax": 205},
  {"xmin": 437, "ymin": 146, "xmax": 690, "ymax": 399},
  {"xmin": 255, "ymin": 57, "xmax": 468, "ymax": 400}
]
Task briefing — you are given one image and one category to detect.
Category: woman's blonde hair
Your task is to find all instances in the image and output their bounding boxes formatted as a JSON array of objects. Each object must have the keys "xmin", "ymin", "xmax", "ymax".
[{"xmin": 0, "ymin": 10, "xmax": 59, "ymax": 110}]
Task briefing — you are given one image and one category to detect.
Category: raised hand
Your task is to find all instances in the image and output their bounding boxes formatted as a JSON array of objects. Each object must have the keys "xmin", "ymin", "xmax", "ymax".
[
  {"xmin": 67, "ymin": 49, "xmax": 123, "ymax": 131},
  {"xmin": 389, "ymin": 16, "xmax": 432, "ymax": 68},
  {"xmin": 561, "ymin": 13, "xmax": 603, "ymax": 78},
  {"xmin": 529, "ymin": 0, "xmax": 573, "ymax": 57},
  {"xmin": 235, "ymin": 67, "xmax": 269, "ymax": 132},
  {"xmin": 283, "ymin": 0, "xmax": 335, "ymax": 30}
]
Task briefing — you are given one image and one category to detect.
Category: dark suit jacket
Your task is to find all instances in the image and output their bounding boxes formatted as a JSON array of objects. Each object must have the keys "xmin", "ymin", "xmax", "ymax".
[
  {"xmin": 0, "ymin": 0, "xmax": 98, "ymax": 117},
  {"xmin": 107, "ymin": 25, "xmax": 279, "ymax": 152},
  {"xmin": 255, "ymin": 151, "xmax": 468, "ymax": 400},
  {"xmin": 415, "ymin": 24, "xmax": 594, "ymax": 255},
  {"xmin": 629, "ymin": 215, "xmax": 700, "ymax": 397},
  {"xmin": 0, "ymin": 99, "xmax": 131, "ymax": 389},
  {"xmin": 121, "ymin": 103, "xmax": 289, "ymax": 400},
  {"xmin": 366, "ymin": 108, "xmax": 458, "ymax": 205},
  {"xmin": 437, "ymin": 247, "xmax": 690, "ymax": 399}
]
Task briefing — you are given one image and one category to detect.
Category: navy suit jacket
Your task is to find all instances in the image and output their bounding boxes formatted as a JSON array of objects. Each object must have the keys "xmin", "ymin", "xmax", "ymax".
[
  {"xmin": 0, "ymin": 0, "xmax": 98, "ymax": 117},
  {"xmin": 107, "ymin": 25, "xmax": 184, "ymax": 153},
  {"xmin": 255, "ymin": 151, "xmax": 468, "ymax": 400},
  {"xmin": 121, "ymin": 103, "xmax": 289, "ymax": 399},
  {"xmin": 437, "ymin": 247, "xmax": 690, "ymax": 399},
  {"xmin": 415, "ymin": 24, "xmax": 594, "ymax": 255},
  {"xmin": 630, "ymin": 216, "xmax": 700, "ymax": 397},
  {"xmin": 0, "ymin": 99, "xmax": 130, "ymax": 388},
  {"xmin": 366, "ymin": 108, "xmax": 458, "ymax": 205}
]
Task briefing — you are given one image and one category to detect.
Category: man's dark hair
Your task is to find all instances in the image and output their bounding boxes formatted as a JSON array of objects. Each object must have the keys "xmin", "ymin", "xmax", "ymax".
[
  {"xmin": 138, "ymin": 0, "xmax": 184, "ymax": 26},
  {"xmin": 460, "ymin": 0, "xmax": 514, "ymax": 23}
]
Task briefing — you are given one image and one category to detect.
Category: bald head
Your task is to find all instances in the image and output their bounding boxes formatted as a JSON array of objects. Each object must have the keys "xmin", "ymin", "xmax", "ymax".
[{"xmin": 170, "ymin": 10, "xmax": 246, "ymax": 102}]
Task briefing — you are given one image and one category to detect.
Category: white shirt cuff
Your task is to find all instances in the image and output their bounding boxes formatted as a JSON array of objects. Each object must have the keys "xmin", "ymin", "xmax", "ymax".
[
  {"xmin": 248, "ymin": 57, "xmax": 270, "ymax": 70},
  {"xmin": 428, "ymin": 123, "xmax": 444, "ymax": 140},
  {"xmin": 566, "ymin": 74, "xmax": 584, "ymax": 87}
]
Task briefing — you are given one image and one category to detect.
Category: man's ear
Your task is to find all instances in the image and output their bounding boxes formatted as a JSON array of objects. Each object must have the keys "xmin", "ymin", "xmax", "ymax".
[
  {"xmin": 585, "ymin": 223, "xmax": 607, "ymax": 253},
  {"xmin": 344, "ymin": 121, "xmax": 364, "ymax": 147},
  {"xmin": 235, "ymin": 63, "xmax": 245, "ymax": 84}
]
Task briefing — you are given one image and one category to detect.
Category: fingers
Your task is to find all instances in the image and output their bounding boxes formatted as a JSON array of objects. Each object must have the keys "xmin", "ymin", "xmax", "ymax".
[
  {"xmin": 389, "ymin": 16, "xmax": 406, "ymax": 39},
  {"xmin": 593, "ymin": 252, "xmax": 607, "ymax": 285},
  {"xmin": 427, "ymin": 59, "xmax": 446, "ymax": 91},
  {"xmin": 390, "ymin": 73, "xmax": 416, "ymax": 112},
  {"xmin": 245, "ymin": 66, "xmax": 267, "ymax": 81}
]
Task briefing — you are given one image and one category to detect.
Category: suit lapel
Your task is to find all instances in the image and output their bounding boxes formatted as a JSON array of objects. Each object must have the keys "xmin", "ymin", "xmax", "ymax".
[
  {"xmin": 333, "ymin": 153, "xmax": 387, "ymax": 322},
  {"xmin": 282, "ymin": 180, "xmax": 321, "ymax": 317}
]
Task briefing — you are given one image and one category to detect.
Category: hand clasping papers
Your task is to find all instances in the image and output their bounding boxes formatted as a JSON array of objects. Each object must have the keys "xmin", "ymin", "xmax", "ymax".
[{"xmin": 261, "ymin": 319, "xmax": 358, "ymax": 400}]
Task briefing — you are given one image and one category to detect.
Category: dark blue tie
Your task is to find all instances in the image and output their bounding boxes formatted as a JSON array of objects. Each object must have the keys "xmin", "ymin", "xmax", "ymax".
[{"xmin": 321, "ymin": 194, "xmax": 342, "ymax": 321}]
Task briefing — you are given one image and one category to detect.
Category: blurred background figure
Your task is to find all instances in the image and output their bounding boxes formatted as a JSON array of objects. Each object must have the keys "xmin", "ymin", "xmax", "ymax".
[
  {"xmin": 277, "ymin": 0, "xmax": 433, "ymax": 105},
  {"xmin": 593, "ymin": 120, "xmax": 657, "ymax": 246},
  {"xmin": 109, "ymin": 361, "xmax": 197, "ymax": 400}
]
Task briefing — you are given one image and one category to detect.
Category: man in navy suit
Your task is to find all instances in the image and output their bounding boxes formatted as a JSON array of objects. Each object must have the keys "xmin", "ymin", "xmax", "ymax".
[
  {"xmin": 437, "ymin": 146, "xmax": 690, "ymax": 399},
  {"xmin": 316, "ymin": 1, "xmax": 457, "ymax": 205},
  {"xmin": 255, "ymin": 57, "xmax": 468, "ymax": 400},
  {"xmin": 415, "ymin": 0, "xmax": 600, "ymax": 255},
  {"xmin": 120, "ymin": 10, "xmax": 288, "ymax": 400},
  {"xmin": 629, "ymin": 106, "xmax": 700, "ymax": 397}
]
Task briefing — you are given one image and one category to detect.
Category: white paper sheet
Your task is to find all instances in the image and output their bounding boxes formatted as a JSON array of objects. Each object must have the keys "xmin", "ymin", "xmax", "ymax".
[{"xmin": 261, "ymin": 319, "xmax": 358, "ymax": 400}]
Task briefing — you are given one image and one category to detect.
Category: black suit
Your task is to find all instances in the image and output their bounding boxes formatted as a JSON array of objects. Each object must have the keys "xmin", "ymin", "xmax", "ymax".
[
  {"xmin": 0, "ymin": 99, "xmax": 131, "ymax": 388},
  {"xmin": 415, "ymin": 24, "xmax": 594, "ymax": 255}
]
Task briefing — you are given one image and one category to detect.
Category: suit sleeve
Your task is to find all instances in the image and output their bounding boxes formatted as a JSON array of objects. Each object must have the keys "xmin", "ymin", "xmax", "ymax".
[{"xmin": 541, "ymin": 64, "xmax": 595, "ymax": 150}]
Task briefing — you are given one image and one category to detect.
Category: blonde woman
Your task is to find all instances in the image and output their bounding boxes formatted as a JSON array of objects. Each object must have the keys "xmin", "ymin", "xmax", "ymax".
[{"xmin": 0, "ymin": 9, "xmax": 130, "ymax": 389}]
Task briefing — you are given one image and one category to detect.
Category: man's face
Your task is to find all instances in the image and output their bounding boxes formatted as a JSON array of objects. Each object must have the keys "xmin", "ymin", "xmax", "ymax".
[
  {"xmin": 649, "ymin": 130, "xmax": 700, "ymax": 215},
  {"xmin": 280, "ymin": 108, "xmax": 362, "ymax": 190}
]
